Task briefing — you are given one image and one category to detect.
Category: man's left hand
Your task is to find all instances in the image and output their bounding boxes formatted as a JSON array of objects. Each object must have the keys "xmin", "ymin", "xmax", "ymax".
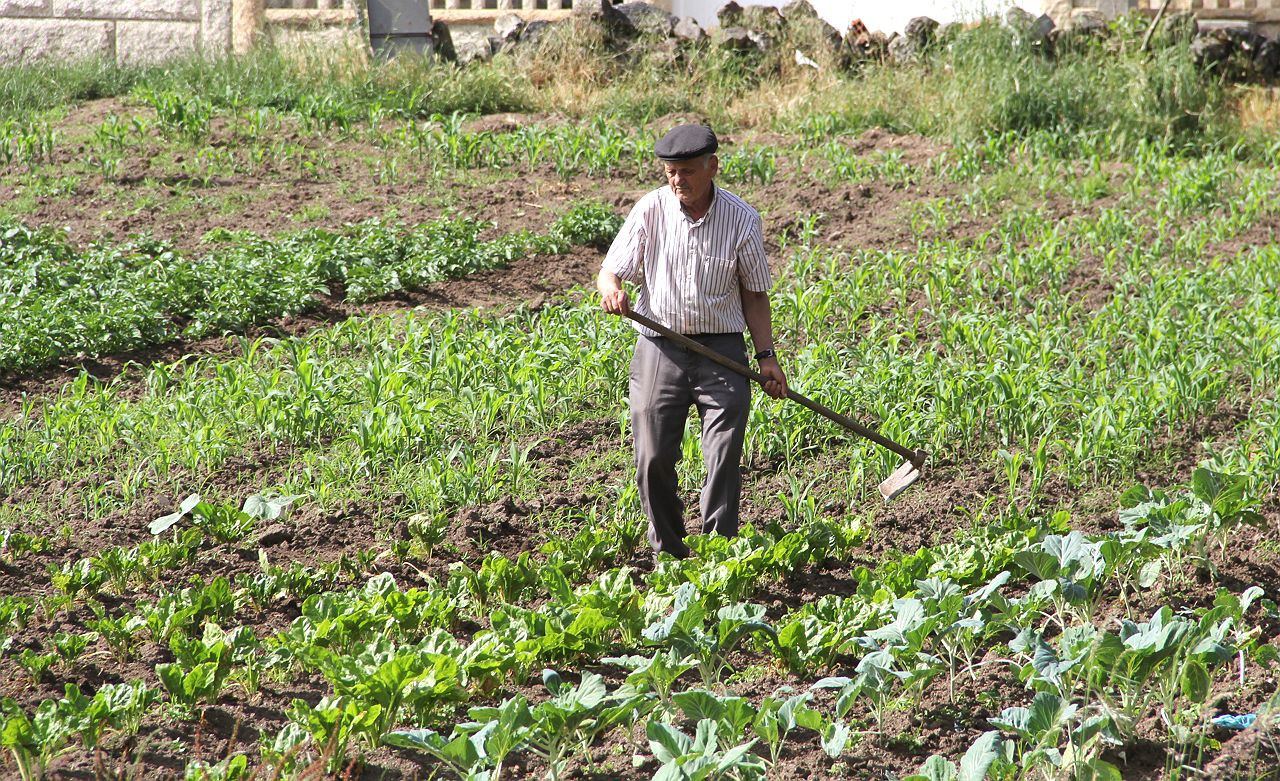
[{"xmin": 758, "ymin": 357, "xmax": 788, "ymax": 399}]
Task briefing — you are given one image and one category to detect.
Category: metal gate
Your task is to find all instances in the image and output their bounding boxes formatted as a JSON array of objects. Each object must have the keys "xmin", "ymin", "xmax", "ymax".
[{"xmin": 367, "ymin": 0, "xmax": 433, "ymax": 55}]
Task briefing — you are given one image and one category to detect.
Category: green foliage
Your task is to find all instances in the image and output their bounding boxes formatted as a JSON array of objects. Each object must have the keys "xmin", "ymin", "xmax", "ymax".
[
  {"xmin": 647, "ymin": 719, "xmax": 766, "ymax": 781},
  {"xmin": 0, "ymin": 206, "xmax": 620, "ymax": 372},
  {"xmin": 136, "ymin": 88, "xmax": 213, "ymax": 140}
]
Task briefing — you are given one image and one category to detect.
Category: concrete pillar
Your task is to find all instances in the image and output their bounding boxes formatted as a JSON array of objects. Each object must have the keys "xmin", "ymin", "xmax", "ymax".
[{"xmin": 232, "ymin": 0, "xmax": 264, "ymax": 53}]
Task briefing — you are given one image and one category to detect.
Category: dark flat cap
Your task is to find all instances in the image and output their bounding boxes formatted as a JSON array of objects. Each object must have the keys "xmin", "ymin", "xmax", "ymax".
[{"xmin": 655, "ymin": 124, "xmax": 718, "ymax": 160}]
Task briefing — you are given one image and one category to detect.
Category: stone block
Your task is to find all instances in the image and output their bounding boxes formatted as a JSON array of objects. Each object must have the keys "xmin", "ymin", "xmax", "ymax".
[
  {"xmin": 616, "ymin": 2, "xmax": 676, "ymax": 37},
  {"xmin": 0, "ymin": 0, "xmax": 50, "ymax": 16},
  {"xmin": 0, "ymin": 18, "xmax": 111, "ymax": 65},
  {"xmin": 673, "ymin": 16, "xmax": 704, "ymax": 42},
  {"xmin": 52, "ymin": 0, "xmax": 200, "ymax": 21},
  {"xmin": 201, "ymin": 0, "xmax": 232, "ymax": 55},
  {"xmin": 494, "ymin": 12, "xmax": 524, "ymax": 43},
  {"xmin": 116, "ymin": 19, "xmax": 200, "ymax": 65},
  {"xmin": 452, "ymin": 30, "xmax": 493, "ymax": 65}
]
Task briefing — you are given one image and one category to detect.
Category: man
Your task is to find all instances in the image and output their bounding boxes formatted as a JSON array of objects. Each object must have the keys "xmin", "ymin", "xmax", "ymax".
[{"xmin": 598, "ymin": 124, "xmax": 788, "ymax": 560}]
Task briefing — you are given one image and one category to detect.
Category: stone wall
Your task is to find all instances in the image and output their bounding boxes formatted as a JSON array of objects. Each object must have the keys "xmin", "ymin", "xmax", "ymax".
[
  {"xmin": 0, "ymin": 0, "xmax": 235, "ymax": 65},
  {"xmin": 0, "ymin": 0, "xmax": 371, "ymax": 65}
]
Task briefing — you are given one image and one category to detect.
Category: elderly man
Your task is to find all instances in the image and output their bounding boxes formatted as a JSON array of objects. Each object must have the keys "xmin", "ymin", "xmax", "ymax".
[{"xmin": 598, "ymin": 124, "xmax": 788, "ymax": 560}]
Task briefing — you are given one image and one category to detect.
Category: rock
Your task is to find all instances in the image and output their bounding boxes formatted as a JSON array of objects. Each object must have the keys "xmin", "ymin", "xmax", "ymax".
[
  {"xmin": 936, "ymin": 21, "xmax": 962, "ymax": 45},
  {"xmin": 887, "ymin": 32, "xmax": 920, "ymax": 64},
  {"xmin": 616, "ymin": 2, "xmax": 677, "ymax": 37},
  {"xmin": 116, "ymin": 20, "xmax": 201, "ymax": 67},
  {"xmin": 673, "ymin": 16, "xmax": 705, "ymax": 42},
  {"xmin": 786, "ymin": 11, "xmax": 841, "ymax": 54},
  {"xmin": 256, "ymin": 524, "xmax": 293, "ymax": 547},
  {"xmin": 1066, "ymin": 8, "xmax": 1106, "ymax": 36},
  {"xmin": 742, "ymin": 4, "xmax": 783, "ymax": 30},
  {"xmin": 1256, "ymin": 37, "xmax": 1280, "ymax": 79},
  {"xmin": 572, "ymin": 0, "xmax": 634, "ymax": 36},
  {"xmin": 903, "ymin": 16, "xmax": 938, "ymax": 49},
  {"xmin": 747, "ymin": 28, "xmax": 773, "ymax": 52},
  {"xmin": 431, "ymin": 19, "xmax": 456, "ymax": 62},
  {"xmin": 717, "ymin": 1, "xmax": 743, "ymax": 29},
  {"xmin": 1004, "ymin": 7, "xmax": 1053, "ymax": 50},
  {"xmin": 520, "ymin": 19, "xmax": 556, "ymax": 47},
  {"xmin": 494, "ymin": 12, "xmax": 525, "ymax": 44},
  {"xmin": 1041, "ymin": 0, "xmax": 1073, "ymax": 30},
  {"xmin": 453, "ymin": 31, "xmax": 493, "ymax": 65},
  {"xmin": 1004, "ymin": 6, "xmax": 1036, "ymax": 31},
  {"xmin": 716, "ymin": 26, "xmax": 755, "ymax": 51},
  {"xmin": 781, "ymin": 0, "xmax": 819, "ymax": 20},
  {"xmin": 1191, "ymin": 31, "xmax": 1232, "ymax": 70}
]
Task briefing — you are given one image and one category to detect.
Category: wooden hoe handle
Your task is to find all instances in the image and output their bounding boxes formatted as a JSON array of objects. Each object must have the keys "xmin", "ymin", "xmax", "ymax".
[{"xmin": 624, "ymin": 311, "xmax": 926, "ymax": 469}]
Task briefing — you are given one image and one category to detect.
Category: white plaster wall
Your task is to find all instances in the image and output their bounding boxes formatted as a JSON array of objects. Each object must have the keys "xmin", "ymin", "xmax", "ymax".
[{"xmin": 671, "ymin": 0, "xmax": 1052, "ymax": 33}]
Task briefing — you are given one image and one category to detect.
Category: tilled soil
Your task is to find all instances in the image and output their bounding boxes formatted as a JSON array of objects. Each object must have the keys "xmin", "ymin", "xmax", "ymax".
[{"xmin": 2, "ymin": 108, "xmax": 1278, "ymax": 780}]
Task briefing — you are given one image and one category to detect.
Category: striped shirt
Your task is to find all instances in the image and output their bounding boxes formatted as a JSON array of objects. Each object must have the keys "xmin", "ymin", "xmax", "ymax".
[{"xmin": 603, "ymin": 184, "xmax": 771, "ymax": 337}]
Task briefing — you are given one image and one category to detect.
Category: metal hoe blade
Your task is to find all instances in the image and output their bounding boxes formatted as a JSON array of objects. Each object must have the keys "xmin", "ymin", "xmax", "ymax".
[{"xmin": 878, "ymin": 460, "xmax": 922, "ymax": 502}]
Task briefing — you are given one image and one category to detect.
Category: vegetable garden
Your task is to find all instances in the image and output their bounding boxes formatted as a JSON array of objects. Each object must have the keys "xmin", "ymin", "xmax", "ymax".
[{"xmin": 1, "ymin": 14, "xmax": 1278, "ymax": 781}]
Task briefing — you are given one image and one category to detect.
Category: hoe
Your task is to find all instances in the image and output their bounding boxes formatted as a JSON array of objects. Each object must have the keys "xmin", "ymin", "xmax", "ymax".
[{"xmin": 627, "ymin": 311, "xmax": 928, "ymax": 501}]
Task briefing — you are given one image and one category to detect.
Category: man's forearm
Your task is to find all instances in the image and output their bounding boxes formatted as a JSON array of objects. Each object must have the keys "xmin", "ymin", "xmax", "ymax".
[{"xmin": 740, "ymin": 288, "xmax": 775, "ymax": 354}]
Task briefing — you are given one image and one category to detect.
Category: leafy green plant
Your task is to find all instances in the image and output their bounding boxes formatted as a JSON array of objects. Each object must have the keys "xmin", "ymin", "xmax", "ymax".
[
  {"xmin": 1012, "ymin": 532, "xmax": 1106, "ymax": 627},
  {"xmin": 604, "ymin": 650, "xmax": 697, "ymax": 713},
  {"xmin": 672, "ymin": 690, "xmax": 757, "ymax": 738},
  {"xmin": 752, "ymin": 688, "xmax": 824, "ymax": 767},
  {"xmin": 48, "ymin": 558, "xmax": 104, "ymax": 602},
  {"xmin": 286, "ymin": 695, "xmax": 377, "ymax": 775},
  {"xmin": 0, "ymin": 529, "xmax": 49, "ymax": 562},
  {"xmin": 15, "ymin": 650, "xmax": 56, "ymax": 685},
  {"xmin": 641, "ymin": 584, "xmax": 778, "ymax": 688},
  {"xmin": 455, "ymin": 670, "xmax": 648, "ymax": 781},
  {"xmin": 50, "ymin": 631, "xmax": 95, "ymax": 666},
  {"xmin": 183, "ymin": 754, "xmax": 251, "ymax": 781},
  {"xmin": 989, "ymin": 692, "xmax": 1121, "ymax": 780},
  {"xmin": 647, "ymin": 718, "xmax": 766, "ymax": 781},
  {"xmin": 903, "ymin": 730, "xmax": 1003, "ymax": 781},
  {"xmin": 137, "ymin": 88, "xmax": 213, "ymax": 140}
]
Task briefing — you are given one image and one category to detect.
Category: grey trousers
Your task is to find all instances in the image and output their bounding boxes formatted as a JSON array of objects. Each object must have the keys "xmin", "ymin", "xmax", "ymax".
[{"xmin": 630, "ymin": 333, "xmax": 751, "ymax": 558}]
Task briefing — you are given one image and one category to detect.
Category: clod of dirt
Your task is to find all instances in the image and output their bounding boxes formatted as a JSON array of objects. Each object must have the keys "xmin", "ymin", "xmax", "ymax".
[
  {"xmin": 444, "ymin": 496, "xmax": 539, "ymax": 558},
  {"xmin": 256, "ymin": 524, "xmax": 293, "ymax": 547}
]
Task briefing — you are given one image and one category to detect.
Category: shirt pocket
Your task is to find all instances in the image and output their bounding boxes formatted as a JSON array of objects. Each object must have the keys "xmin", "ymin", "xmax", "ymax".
[{"xmin": 696, "ymin": 254, "xmax": 737, "ymax": 298}]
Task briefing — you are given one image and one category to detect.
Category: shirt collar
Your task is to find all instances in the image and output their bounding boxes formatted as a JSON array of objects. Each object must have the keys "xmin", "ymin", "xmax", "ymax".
[{"xmin": 666, "ymin": 182, "xmax": 719, "ymax": 226}]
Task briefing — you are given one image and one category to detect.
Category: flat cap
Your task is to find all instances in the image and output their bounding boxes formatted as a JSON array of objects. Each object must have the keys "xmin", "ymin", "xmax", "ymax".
[{"xmin": 655, "ymin": 124, "xmax": 718, "ymax": 161}]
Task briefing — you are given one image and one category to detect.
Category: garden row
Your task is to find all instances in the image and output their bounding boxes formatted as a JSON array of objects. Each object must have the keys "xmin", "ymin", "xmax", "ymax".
[
  {"xmin": 0, "ymin": 202, "xmax": 620, "ymax": 374},
  {"xmin": 2, "ymin": 457, "xmax": 1275, "ymax": 779}
]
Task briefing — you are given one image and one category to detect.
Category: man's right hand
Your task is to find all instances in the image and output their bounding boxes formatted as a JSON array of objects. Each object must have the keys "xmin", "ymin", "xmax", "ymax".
[
  {"xmin": 601, "ymin": 288, "xmax": 630, "ymax": 315},
  {"xmin": 597, "ymin": 270, "xmax": 630, "ymax": 316}
]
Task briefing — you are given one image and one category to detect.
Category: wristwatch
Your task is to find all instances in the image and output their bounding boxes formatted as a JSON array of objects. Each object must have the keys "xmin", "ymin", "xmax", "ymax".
[{"xmin": 754, "ymin": 349, "xmax": 776, "ymax": 362}]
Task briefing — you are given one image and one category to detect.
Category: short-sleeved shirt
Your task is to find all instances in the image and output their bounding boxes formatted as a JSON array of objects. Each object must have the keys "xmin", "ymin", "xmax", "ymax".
[{"xmin": 603, "ymin": 184, "xmax": 771, "ymax": 337}]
